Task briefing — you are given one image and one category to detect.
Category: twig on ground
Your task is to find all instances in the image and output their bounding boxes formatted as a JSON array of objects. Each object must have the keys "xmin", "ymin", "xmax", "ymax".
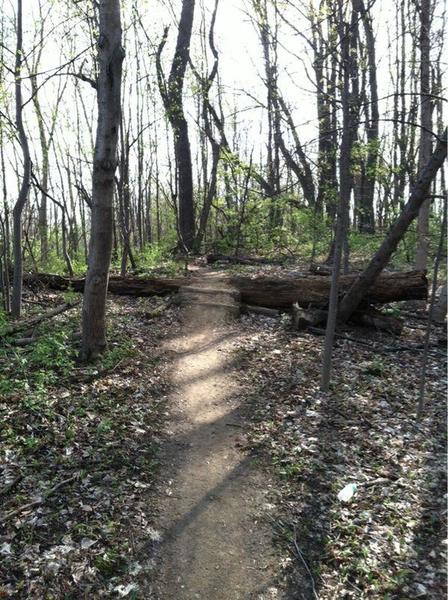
[
  {"xmin": 1, "ymin": 301, "xmax": 79, "ymax": 338},
  {"xmin": 0, "ymin": 475, "xmax": 24, "ymax": 497},
  {"xmin": 293, "ymin": 528, "xmax": 319, "ymax": 600},
  {"xmin": 358, "ymin": 477, "xmax": 398, "ymax": 487},
  {"xmin": 0, "ymin": 475, "xmax": 78, "ymax": 524}
]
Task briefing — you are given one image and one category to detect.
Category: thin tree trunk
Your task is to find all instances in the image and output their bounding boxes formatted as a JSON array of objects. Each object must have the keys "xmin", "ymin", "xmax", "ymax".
[
  {"xmin": 11, "ymin": 0, "xmax": 31, "ymax": 318},
  {"xmin": 80, "ymin": 0, "xmax": 123, "ymax": 360},
  {"xmin": 355, "ymin": 0, "xmax": 379, "ymax": 233},
  {"xmin": 416, "ymin": 199, "xmax": 446, "ymax": 419},
  {"xmin": 320, "ymin": 0, "xmax": 360, "ymax": 389},
  {"xmin": 415, "ymin": 0, "xmax": 433, "ymax": 270}
]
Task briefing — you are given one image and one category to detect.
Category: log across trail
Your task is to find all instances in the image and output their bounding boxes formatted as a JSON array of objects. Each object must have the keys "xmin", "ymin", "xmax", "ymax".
[{"xmin": 24, "ymin": 269, "xmax": 427, "ymax": 310}]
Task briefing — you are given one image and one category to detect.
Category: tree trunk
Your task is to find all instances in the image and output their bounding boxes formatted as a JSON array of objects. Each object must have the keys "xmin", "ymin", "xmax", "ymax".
[
  {"xmin": 320, "ymin": 1, "xmax": 359, "ymax": 391},
  {"xmin": 11, "ymin": 0, "xmax": 31, "ymax": 318},
  {"xmin": 156, "ymin": 0, "xmax": 196, "ymax": 252},
  {"xmin": 355, "ymin": 0, "xmax": 379, "ymax": 234},
  {"xmin": 173, "ymin": 117, "xmax": 195, "ymax": 251},
  {"xmin": 80, "ymin": 0, "xmax": 123, "ymax": 360},
  {"xmin": 276, "ymin": 95, "xmax": 315, "ymax": 207},
  {"xmin": 338, "ymin": 129, "xmax": 447, "ymax": 322},
  {"xmin": 415, "ymin": 0, "xmax": 433, "ymax": 270},
  {"xmin": 25, "ymin": 270, "xmax": 427, "ymax": 309},
  {"xmin": 191, "ymin": 0, "xmax": 221, "ymax": 252}
]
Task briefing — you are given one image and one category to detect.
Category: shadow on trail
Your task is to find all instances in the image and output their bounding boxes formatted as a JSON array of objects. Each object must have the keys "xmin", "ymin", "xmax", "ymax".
[
  {"xmin": 151, "ymin": 306, "xmax": 446, "ymax": 599},
  {"xmin": 160, "ymin": 453, "xmax": 254, "ymax": 548},
  {"xmin": 150, "ymin": 308, "xmax": 278, "ymax": 599},
  {"xmin": 165, "ymin": 329, "xmax": 239, "ymax": 358}
]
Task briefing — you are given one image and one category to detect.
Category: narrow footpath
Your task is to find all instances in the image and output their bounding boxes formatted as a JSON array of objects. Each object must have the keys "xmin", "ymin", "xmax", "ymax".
[{"xmin": 152, "ymin": 277, "xmax": 280, "ymax": 599}]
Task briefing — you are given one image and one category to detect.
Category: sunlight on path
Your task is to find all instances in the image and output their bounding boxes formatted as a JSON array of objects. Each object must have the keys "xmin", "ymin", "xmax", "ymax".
[{"xmin": 152, "ymin": 281, "xmax": 279, "ymax": 600}]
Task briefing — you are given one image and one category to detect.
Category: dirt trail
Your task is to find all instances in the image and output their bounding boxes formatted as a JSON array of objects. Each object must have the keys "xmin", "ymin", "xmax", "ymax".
[{"xmin": 152, "ymin": 277, "xmax": 279, "ymax": 599}]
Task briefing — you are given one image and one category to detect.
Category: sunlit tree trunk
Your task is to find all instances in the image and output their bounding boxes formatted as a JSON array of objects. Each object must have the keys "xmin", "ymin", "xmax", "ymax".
[{"xmin": 156, "ymin": 0, "xmax": 196, "ymax": 252}]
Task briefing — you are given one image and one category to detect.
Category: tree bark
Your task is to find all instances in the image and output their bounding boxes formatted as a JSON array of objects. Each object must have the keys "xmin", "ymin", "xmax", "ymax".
[
  {"xmin": 321, "ymin": 0, "xmax": 359, "ymax": 391},
  {"xmin": 80, "ymin": 0, "xmax": 124, "ymax": 360},
  {"xmin": 276, "ymin": 95, "xmax": 315, "ymax": 207},
  {"xmin": 156, "ymin": 0, "xmax": 196, "ymax": 251},
  {"xmin": 190, "ymin": 0, "xmax": 220, "ymax": 251},
  {"xmin": 415, "ymin": 0, "xmax": 433, "ymax": 270},
  {"xmin": 355, "ymin": 0, "xmax": 379, "ymax": 233}
]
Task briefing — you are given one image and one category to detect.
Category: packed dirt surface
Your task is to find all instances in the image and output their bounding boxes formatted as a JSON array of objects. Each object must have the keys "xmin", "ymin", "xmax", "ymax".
[{"xmin": 152, "ymin": 277, "xmax": 280, "ymax": 599}]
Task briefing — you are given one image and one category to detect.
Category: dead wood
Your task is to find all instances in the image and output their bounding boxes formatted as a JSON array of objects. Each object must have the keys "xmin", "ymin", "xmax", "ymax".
[
  {"xmin": 177, "ymin": 285, "xmax": 241, "ymax": 300},
  {"xmin": 1, "ymin": 301, "xmax": 79, "ymax": 338},
  {"xmin": 309, "ymin": 264, "xmax": 333, "ymax": 275},
  {"xmin": 230, "ymin": 270, "xmax": 427, "ymax": 308},
  {"xmin": 350, "ymin": 310, "xmax": 404, "ymax": 335},
  {"xmin": 292, "ymin": 305, "xmax": 327, "ymax": 329},
  {"xmin": 241, "ymin": 304, "xmax": 280, "ymax": 317},
  {"xmin": 22, "ymin": 270, "xmax": 427, "ymax": 311},
  {"xmin": 292, "ymin": 305, "xmax": 403, "ymax": 334},
  {"xmin": 0, "ymin": 475, "xmax": 78, "ymax": 524},
  {"xmin": 338, "ymin": 130, "xmax": 447, "ymax": 321},
  {"xmin": 206, "ymin": 253, "xmax": 284, "ymax": 266}
]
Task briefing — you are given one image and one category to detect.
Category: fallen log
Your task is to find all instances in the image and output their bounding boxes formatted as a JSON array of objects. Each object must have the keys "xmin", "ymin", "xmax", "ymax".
[
  {"xmin": 351, "ymin": 310, "xmax": 404, "ymax": 335},
  {"xmin": 23, "ymin": 272, "xmax": 182, "ymax": 296},
  {"xmin": 1, "ymin": 301, "xmax": 79, "ymax": 338},
  {"xmin": 176, "ymin": 285, "xmax": 241, "ymax": 301},
  {"xmin": 175, "ymin": 286, "xmax": 240, "ymax": 310},
  {"xmin": 309, "ymin": 264, "xmax": 333, "ymax": 276},
  {"xmin": 230, "ymin": 270, "xmax": 427, "ymax": 308},
  {"xmin": 241, "ymin": 304, "xmax": 280, "ymax": 317},
  {"xmin": 338, "ymin": 130, "xmax": 447, "ymax": 321},
  {"xmin": 292, "ymin": 305, "xmax": 327, "ymax": 329},
  {"xmin": 22, "ymin": 270, "xmax": 427, "ymax": 310},
  {"xmin": 174, "ymin": 285, "xmax": 241, "ymax": 319},
  {"xmin": 206, "ymin": 253, "xmax": 284, "ymax": 266}
]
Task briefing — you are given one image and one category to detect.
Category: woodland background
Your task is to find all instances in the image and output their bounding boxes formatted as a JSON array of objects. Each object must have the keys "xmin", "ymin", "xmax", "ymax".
[{"xmin": 0, "ymin": 0, "xmax": 445, "ymax": 280}]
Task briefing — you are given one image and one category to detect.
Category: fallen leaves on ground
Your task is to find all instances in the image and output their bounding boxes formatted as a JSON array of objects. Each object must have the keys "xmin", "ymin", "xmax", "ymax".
[
  {"xmin": 0, "ymin": 272, "xmax": 446, "ymax": 599},
  {"xmin": 234, "ymin": 308, "xmax": 446, "ymax": 599},
  {"xmin": 0, "ymin": 294, "xmax": 176, "ymax": 598}
]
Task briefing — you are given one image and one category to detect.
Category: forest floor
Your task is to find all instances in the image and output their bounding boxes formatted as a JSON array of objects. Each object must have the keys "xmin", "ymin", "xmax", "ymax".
[{"xmin": 0, "ymin": 262, "xmax": 446, "ymax": 599}]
